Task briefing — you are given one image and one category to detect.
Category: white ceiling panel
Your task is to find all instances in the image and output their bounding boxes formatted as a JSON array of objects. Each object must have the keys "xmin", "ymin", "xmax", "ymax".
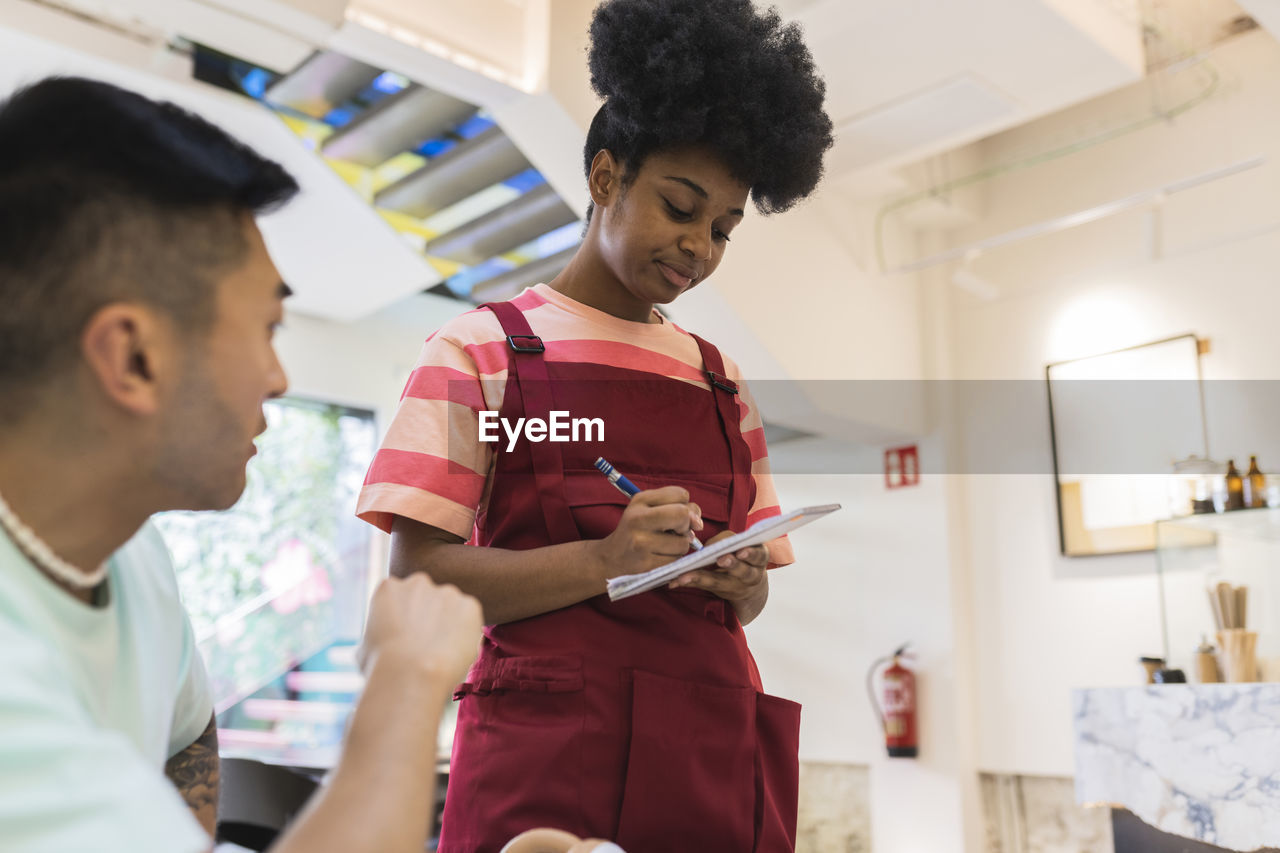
[
  {"xmin": 785, "ymin": 0, "xmax": 1146, "ymax": 178},
  {"xmin": 832, "ymin": 73, "xmax": 1017, "ymax": 173}
]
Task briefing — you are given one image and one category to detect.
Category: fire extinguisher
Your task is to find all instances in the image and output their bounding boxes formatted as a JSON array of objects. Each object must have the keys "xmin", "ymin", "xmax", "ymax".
[{"xmin": 866, "ymin": 643, "xmax": 918, "ymax": 758}]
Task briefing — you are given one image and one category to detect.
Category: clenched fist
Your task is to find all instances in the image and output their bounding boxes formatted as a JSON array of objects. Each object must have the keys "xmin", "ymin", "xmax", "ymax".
[{"xmin": 358, "ymin": 573, "xmax": 483, "ymax": 686}]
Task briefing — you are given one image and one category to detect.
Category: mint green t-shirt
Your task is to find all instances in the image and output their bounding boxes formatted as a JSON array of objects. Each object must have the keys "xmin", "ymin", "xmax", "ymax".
[{"xmin": 0, "ymin": 522, "xmax": 213, "ymax": 852}]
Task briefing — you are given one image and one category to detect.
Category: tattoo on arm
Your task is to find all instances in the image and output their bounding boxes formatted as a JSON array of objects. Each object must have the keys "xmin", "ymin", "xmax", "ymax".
[{"xmin": 164, "ymin": 713, "xmax": 220, "ymax": 838}]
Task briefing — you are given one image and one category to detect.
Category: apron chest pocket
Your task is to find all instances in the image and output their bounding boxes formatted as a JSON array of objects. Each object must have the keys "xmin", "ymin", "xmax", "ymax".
[{"xmin": 562, "ymin": 469, "xmax": 733, "ymax": 543}]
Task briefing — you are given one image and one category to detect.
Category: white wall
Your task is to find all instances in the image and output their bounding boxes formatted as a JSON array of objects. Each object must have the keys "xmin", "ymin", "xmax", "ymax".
[
  {"xmin": 275, "ymin": 294, "xmax": 467, "ymax": 429},
  {"xmin": 745, "ymin": 26, "xmax": 1280, "ymax": 851},
  {"xmin": 749, "ymin": 452, "xmax": 979, "ymax": 853},
  {"xmin": 939, "ymin": 28, "xmax": 1280, "ymax": 776}
]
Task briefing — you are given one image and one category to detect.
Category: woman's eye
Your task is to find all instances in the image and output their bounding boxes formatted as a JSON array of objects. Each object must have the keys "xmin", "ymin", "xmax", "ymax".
[
  {"xmin": 664, "ymin": 199, "xmax": 692, "ymax": 219},
  {"xmin": 713, "ymin": 229, "xmax": 731, "ymax": 243}
]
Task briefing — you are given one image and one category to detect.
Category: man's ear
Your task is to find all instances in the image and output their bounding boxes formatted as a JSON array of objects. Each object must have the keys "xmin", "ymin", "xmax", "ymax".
[
  {"xmin": 79, "ymin": 303, "xmax": 172, "ymax": 416},
  {"xmin": 587, "ymin": 149, "xmax": 622, "ymax": 208}
]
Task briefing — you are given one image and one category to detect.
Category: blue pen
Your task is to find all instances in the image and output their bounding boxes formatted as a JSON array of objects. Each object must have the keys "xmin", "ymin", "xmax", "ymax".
[{"xmin": 594, "ymin": 457, "xmax": 704, "ymax": 551}]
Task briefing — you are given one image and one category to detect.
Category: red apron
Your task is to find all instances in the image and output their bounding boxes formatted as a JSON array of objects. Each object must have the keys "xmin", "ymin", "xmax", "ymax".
[{"xmin": 437, "ymin": 301, "xmax": 801, "ymax": 852}]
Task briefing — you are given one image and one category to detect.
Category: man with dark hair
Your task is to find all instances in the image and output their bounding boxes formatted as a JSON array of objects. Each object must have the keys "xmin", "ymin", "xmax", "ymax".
[{"xmin": 0, "ymin": 76, "xmax": 483, "ymax": 853}]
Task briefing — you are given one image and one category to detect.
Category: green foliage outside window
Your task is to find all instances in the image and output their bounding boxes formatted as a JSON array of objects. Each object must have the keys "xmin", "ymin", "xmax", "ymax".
[{"xmin": 155, "ymin": 398, "xmax": 377, "ymax": 712}]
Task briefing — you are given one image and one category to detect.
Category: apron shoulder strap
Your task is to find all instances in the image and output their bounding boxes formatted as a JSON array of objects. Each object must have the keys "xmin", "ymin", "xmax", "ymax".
[
  {"xmin": 479, "ymin": 302, "xmax": 580, "ymax": 546},
  {"xmin": 482, "ymin": 301, "xmax": 545, "ymax": 353},
  {"xmin": 689, "ymin": 333, "xmax": 753, "ymax": 532}
]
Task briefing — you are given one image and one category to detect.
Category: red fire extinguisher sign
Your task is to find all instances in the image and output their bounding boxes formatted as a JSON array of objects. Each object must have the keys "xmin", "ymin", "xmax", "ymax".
[{"xmin": 884, "ymin": 445, "xmax": 920, "ymax": 489}]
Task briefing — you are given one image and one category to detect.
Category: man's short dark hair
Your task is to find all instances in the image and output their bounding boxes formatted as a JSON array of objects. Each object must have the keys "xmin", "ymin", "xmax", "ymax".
[{"xmin": 0, "ymin": 76, "xmax": 299, "ymax": 412}]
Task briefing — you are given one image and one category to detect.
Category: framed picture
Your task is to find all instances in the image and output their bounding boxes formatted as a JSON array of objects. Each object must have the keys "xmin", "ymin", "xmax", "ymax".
[{"xmin": 1046, "ymin": 334, "xmax": 1207, "ymax": 557}]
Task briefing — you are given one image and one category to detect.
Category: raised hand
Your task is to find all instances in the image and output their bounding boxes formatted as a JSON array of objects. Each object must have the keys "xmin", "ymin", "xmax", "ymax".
[{"xmin": 358, "ymin": 573, "xmax": 483, "ymax": 685}]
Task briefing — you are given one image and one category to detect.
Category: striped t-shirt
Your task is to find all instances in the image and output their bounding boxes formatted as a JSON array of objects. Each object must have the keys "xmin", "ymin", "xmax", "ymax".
[{"xmin": 356, "ymin": 283, "xmax": 794, "ymax": 566}]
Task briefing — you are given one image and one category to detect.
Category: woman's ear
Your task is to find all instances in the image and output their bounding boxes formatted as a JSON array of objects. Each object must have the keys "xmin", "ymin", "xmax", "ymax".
[{"xmin": 587, "ymin": 149, "xmax": 621, "ymax": 208}]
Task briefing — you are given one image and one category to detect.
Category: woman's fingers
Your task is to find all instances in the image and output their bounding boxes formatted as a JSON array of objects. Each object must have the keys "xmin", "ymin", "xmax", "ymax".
[
  {"xmin": 636, "ymin": 502, "xmax": 699, "ymax": 532},
  {"xmin": 668, "ymin": 538, "xmax": 770, "ymax": 597},
  {"xmin": 629, "ymin": 485, "xmax": 690, "ymax": 506},
  {"xmin": 626, "ymin": 494, "xmax": 702, "ymax": 542}
]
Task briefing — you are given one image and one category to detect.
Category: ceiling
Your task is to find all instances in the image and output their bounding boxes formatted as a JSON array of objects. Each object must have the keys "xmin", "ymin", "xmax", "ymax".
[
  {"xmin": 3, "ymin": 0, "xmax": 1275, "ymax": 325},
  {"xmin": 250, "ymin": 48, "xmax": 582, "ymax": 305},
  {"xmin": 768, "ymin": 0, "xmax": 1263, "ymax": 201},
  {"xmin": 773, "ymin": 0, "xmax": 1145, "ymax": 193},
  {"xmin": 0, "ymin": 0, "xmax": 588, "ymax": 320}
]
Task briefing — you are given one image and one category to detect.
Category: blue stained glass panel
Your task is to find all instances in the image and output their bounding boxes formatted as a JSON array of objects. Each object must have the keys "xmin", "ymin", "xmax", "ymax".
[
  {"xmin": 416, "ymin": 138, "xmax": 458, "ymax": 157},
  {"xmin": 323, "ymin": 107, "xmax": 357, "ymax": 128},
  {"xmin": 371, "ymin": 71, "xmax": 410, "ymax": 95},
  {"xmin": 445, "ymin": 257, "xmax": 516, "ymax": 296},
  {"xmin": 239, "ymin": 67, "xmax": 273, "ymax": 100},
  {"xmin": 502, "ymin": 168, "xmax": 546, "ymax": 193},
  {"xmin": 454, "ymin": 114, "xmax": 495, "ymax": 139}
]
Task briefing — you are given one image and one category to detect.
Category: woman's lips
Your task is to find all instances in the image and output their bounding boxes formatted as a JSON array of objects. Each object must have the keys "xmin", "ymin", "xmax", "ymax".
[{"xmin": 656, "ymin": 261, "xmax": 695, "ymax": 289}]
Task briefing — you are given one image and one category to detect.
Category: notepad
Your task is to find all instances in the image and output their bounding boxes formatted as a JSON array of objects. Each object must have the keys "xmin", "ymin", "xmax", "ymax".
[{"xmin": 606, "ymin": 503, "xmax": 842, "ymax": 601}]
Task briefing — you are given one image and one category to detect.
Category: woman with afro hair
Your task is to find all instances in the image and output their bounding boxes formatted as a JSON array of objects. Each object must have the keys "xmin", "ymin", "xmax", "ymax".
[{"xmin": 357, "ymin": 0, "xmax": 833, "ymax": 849}]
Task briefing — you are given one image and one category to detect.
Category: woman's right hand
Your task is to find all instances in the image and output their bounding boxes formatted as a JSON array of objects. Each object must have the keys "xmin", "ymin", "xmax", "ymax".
[{"xmin": 592, "ymin": 486, "xmax": 703, "ymax": 579}]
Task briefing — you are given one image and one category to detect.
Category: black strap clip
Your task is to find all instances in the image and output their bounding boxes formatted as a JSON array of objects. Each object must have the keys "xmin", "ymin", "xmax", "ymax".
[
  {"xmin": 707, "ymin": 371, "xmax": 738, "ymax": 394},
  {"xmin": 506, "ymin": 334, "xmax": 545, "ymax": 353}
]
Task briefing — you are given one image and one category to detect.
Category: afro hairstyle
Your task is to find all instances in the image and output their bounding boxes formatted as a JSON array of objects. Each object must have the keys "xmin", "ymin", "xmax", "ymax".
[{"xmin": 584, "ymin": 0, "xmax": 833, "ymax": 216}]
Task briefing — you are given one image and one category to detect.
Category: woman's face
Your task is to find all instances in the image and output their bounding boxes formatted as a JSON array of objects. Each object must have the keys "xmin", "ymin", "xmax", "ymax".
[{"xmin": 593, "ymin": 146, "xmax": 750, "ymax": 306}]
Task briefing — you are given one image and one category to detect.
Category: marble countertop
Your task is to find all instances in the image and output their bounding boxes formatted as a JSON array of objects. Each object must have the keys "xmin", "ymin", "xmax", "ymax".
[{"xmin": 1073, "ymin": 684, "xmax": 1280, "ymax": 852}]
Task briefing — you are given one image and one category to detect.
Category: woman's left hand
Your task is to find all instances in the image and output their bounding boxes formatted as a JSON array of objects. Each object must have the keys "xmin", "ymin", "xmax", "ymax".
[{"xmin": 668, "ymin": 533, "xmax": 770, "ymax": 624}]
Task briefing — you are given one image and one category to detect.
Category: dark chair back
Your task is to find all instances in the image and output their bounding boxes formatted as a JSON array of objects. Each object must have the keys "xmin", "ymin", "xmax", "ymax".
[{"xmin": 216, "ymin": 757, "xmax": 319, "ymax": 852}]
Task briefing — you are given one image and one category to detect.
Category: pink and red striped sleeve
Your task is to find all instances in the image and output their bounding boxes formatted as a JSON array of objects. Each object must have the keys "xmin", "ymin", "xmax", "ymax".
[
  {"xmin": 731, "ymin": 369, "xmax": 795, "ymax": 568},
  {"xmin": 357, "ymin": 332, "xmax": 496, "ymax": 539}
]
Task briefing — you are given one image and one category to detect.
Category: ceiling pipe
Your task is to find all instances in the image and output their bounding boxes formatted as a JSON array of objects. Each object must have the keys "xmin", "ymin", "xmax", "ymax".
[
  {"xmin": 875, "ymin": 23, "xmax": 1224, "ymax": 274},
  {"xmin": 890, "ymin": 155, "xmax": 1264, "ymax": 275}
]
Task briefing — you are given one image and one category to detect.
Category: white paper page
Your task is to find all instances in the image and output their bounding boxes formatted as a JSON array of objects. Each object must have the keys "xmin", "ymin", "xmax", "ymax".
[{"xmin": 606, "ymin": 504, "xmax": 842, "ymax": 601}]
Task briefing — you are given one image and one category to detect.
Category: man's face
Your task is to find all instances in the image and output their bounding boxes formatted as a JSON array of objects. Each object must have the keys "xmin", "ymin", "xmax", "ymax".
[{"xmin": 154, "ymin": 216, "xmax": 289, "ymax": 511}]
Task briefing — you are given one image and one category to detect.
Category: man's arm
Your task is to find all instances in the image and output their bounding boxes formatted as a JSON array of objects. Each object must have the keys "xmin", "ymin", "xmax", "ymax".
[{"xmin": 164, "ymin": 713, "xmax": 219, "ymax": 838}]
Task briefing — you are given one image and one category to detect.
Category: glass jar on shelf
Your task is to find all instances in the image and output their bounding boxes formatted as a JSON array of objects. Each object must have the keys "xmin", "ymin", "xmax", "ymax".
[{"xmin": 1168, "ymin": 455, "xmax": 1223, "ymax": 517}]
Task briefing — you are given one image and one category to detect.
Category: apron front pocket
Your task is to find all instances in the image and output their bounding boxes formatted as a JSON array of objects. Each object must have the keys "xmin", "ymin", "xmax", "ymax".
[
  {"xmin": 443, "ymin": 655, "xmax": 587, "ymax": 848},
  {"xmin": 753, "ymin": 692, "xmax": 802, "ymax": 851},
  {"xmin": 614, "ymin": 669, "xmax": 757, "ymax": 851}
]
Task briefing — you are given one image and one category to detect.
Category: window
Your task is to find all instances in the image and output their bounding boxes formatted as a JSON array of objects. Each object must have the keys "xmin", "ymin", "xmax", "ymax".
[{"xmin": 155, "ymin": 397, "xmax": 378, "ymax": 761}]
